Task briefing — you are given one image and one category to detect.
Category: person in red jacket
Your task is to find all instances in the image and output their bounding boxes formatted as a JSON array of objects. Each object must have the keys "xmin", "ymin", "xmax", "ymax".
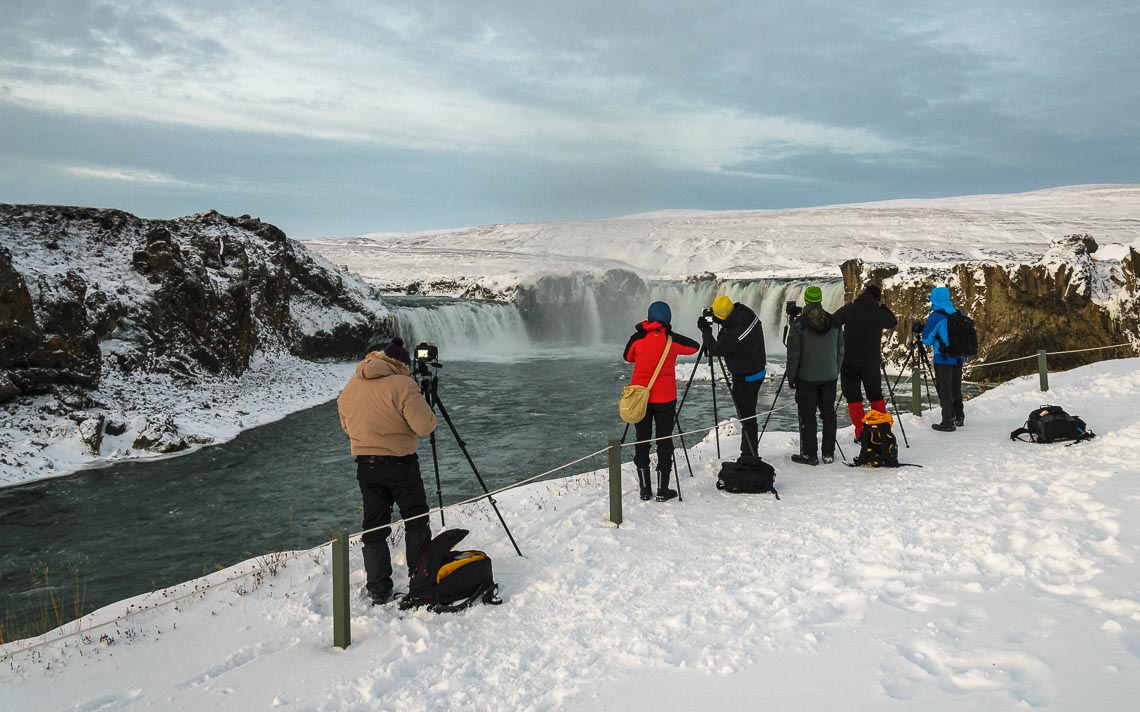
[{"xmin": 623, "ymin": 301, "xmax": 700, "ymax": 501}]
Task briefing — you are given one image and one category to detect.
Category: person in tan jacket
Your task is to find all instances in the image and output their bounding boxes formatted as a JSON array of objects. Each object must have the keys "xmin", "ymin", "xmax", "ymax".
[{"xmin": 337, "ymin": 337, "xmax": 437, "ymax": 605}]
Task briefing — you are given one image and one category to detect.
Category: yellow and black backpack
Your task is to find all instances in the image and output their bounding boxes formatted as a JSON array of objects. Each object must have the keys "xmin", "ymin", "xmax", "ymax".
[
  {"xmin": 399, "ymin": 529, "xmax": 502, "ymax": 613},
  {"xmin": 852, "ymin": 410, "xmax": 899, "ymax": 467}
]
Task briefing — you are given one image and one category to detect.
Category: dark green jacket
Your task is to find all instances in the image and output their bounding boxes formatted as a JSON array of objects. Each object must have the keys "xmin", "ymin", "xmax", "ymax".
[{"xmin": 786, "ymin": 304, "xmax": 843, "ymax": 383}]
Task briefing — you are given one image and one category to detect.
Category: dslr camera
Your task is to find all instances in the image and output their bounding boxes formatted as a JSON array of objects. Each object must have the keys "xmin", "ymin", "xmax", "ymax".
[
  {"xmin": 911, "ymin": 321, "xmax": 926, "ymax": 335},
  {"xmin": 701, "ymin": 306, "xmax": 716, "ymax": 324},
  {"xmin": 785, "ymin": 300, "xmax": 802, "ymax": 319}
]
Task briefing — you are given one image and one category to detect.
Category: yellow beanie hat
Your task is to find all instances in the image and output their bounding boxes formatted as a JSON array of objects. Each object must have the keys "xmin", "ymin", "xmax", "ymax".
[{"xmin": 712, "ymin": 295, "xmax": 735, "ymax": 320}]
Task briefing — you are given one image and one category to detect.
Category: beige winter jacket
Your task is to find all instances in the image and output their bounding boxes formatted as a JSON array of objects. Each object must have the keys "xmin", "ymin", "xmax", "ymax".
[{"xmin": 337, "ymin": 353, "xmax": 437, "ymax": 456}]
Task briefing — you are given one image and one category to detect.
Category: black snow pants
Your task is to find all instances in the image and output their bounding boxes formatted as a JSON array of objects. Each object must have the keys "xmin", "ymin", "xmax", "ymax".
[
  {"xmin": 634, "ymin": 400, "xmax": 677, "ymax": 473},
  {"xmin": 933, "ymin": 363, "xmax": 965, "ymax": 426},
  {"xmin": 840, "ymin": 359, "xmax": 884, "ymax": 403},
  {"xmin": 795, "ymin": 379, "xmax": 838, "ymax": 458},
  {"xmin": 357, "ymin": 454, "xmax": 432, "ymax": 597}
]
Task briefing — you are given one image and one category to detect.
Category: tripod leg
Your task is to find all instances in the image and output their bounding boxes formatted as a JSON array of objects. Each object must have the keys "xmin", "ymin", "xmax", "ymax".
[
  {"xmin": 432, "ymin": 393, "xmax": 523, "ymax": 557},
  {"xmin": 880, "ymin": 362, "xmax": 909, "ymax": 447},
  {"xmin": 758, "ymin": 373, "xmax": 786, "ymax": 441},
  {"xmin": 620, "ymin": 422, "xmax": 630, "ymax": 445},
  {"xmin": 832, "ymin": 390, "xmax": 847, "ymax": 462},
  {"xmin": 429, "ymin": 430, "xmax": 445, "ymax": 527},
  {"xmin": 707, "ymin": 349, "xmax": 720, "ymax": 458},
  {"xmin": 672, "ymin": 406, "xmax": 694, "ymax": 477},
  {"xmin": 674, "ymin": 344, "xmax": 706, "ymax": 422}
]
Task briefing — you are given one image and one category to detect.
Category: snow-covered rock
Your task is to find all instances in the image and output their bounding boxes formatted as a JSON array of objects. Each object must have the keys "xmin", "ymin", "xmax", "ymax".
[{"xmin": 0, "ymin": 205, "xmax": 390, "ymax": 486}]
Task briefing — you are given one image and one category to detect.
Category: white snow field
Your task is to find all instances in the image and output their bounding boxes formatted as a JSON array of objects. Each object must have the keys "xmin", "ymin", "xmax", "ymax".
[
  {"xmin": 308, "ymin": 184, "xmax": 1140, "ymax": 288},
  {"xmin": 4, "ymin": 357, "xmax": 1139, "ymax": 711}
]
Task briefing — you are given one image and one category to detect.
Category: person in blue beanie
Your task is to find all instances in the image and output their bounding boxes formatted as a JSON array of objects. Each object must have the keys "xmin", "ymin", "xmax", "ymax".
[{"xmin": 921, "ymin": 286, "xmax": 965, "ymax": 431}]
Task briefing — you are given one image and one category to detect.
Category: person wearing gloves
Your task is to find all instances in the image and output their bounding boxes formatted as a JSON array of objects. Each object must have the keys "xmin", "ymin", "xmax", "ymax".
[
  {"xmin": 921, "ymin": 286, "xmax": 965, "ymax": 432},
  {"xmin": 831, "ymin": 283, "xmax": 897, "ymax": 439},
  {"xmin": 624, "ymin": 301, "xmax": 700, "ymax": 501},
  {"xmin": 696, "ymin": 295, "xmax": 767, "ymax": 459},
  {"xmin": 785, "ymin": 286, "xmax": 843, "ymax": 465}
]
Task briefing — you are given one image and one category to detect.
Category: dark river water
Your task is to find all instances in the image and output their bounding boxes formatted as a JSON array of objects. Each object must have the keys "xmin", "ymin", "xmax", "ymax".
[{"xmin": 0, "ymin": 346, "xmax": 973, "ymax": 624}]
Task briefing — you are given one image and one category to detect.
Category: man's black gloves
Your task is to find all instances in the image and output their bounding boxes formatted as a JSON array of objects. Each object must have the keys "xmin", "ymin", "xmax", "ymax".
[{"xmin": 697, "ymin": 317, "xmax": 712, "ymax": 334}]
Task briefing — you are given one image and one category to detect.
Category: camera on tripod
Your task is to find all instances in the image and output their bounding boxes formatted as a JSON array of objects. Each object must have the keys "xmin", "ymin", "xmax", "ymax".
[
  {"xmin": 785, "ymin": 300, "xmax": 802, "ymax": 319},
  {"xmin": 701, "ymin": 306, "xmax": 716, "ymax": 324},
  {"xmin": 414, "ymin": 341, "xmax": 440, "ymax": 377},
  {"xmin": 911, "ymin": 321, "xmax": 926, "ymax": 335}
]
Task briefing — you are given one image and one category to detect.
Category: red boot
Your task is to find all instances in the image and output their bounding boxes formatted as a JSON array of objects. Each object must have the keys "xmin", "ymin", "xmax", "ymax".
[
  {"xmin": 847, "ymin": 401, "xmax": 866, "ymax": 439},
  {"xmin": 870, "ymin": 399, "xmax": 887, "ymax": 415}
]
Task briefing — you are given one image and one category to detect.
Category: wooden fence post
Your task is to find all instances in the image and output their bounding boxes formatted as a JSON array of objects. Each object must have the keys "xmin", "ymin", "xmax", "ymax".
[
  {"xmin": 608, "ymin": 439, "xmax": 622, "ymax": 527},
  {"xmin": 1038, "ymin": 350, "xmax": 1049, "ymax": 392},
  {"xmin": 332, "ymin": 530, "xmax": 351, "ymax": 649}
]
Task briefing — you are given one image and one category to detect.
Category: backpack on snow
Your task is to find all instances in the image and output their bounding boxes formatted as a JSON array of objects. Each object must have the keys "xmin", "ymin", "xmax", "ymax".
[
  {"xmin": 1010, "ymin": 405, "xmax": 1095, "ymax": 445},
  {"xmin": 716, "ymin": 455, "xmax": 780, "ymax": 498},
  {"xmin": 398, "ymin": 529, "xmax": 502, "ymax": 613},
  {"xmin": 851, "ymin": 410, "xmax": 900, "ymax": 467},
  {"xmin": 935, "ymin": 310, "xmax": 978, "ymax": 358}
]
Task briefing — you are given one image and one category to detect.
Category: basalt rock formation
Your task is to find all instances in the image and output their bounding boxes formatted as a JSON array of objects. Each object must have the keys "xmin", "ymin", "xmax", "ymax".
[
  {"xmin": 841, "ymin": 235, "xmax": 1140, "ymax": 381},
  {"xmin": 0, "ymin": 204, "xmax": 388, "ymax": 406}
]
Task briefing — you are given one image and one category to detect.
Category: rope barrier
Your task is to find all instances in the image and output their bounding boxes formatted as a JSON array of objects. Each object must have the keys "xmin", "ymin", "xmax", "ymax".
[{"xmin": 968, "ymin": 342, "xmax": 1134, "ymax": 369}]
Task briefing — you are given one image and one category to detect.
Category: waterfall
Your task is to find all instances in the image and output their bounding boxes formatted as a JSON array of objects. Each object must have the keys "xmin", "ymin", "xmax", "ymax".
[
  {"xmin": 386, "ymin": 276, "xmax": 846, "ymax": 362},
  {"xmin": 389, "ymin": 298, "xmax": 534, "ymax": 361}
]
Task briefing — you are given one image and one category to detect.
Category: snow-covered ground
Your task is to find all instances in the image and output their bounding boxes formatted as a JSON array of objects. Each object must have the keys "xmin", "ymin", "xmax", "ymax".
[
  {"xmin": 5, "ymin": 357, "xmax": 1138, "ymax": 711},
  {"xmin": 0, "ymin": 352, "xmax": 356, "ymax": 488},
  {"xmin": 308, "ymin": 184, "xmax": 1140, "ymax": 292}
]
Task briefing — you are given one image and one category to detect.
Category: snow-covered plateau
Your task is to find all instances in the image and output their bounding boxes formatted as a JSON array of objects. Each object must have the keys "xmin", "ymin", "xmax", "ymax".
[
  {"xmin": 4, "ymin": 357, "xmax": 1139, "ymax": 711},
  {"xmin": 308, "ymin": 184, "xmax": 1140, "ymax": 296}
]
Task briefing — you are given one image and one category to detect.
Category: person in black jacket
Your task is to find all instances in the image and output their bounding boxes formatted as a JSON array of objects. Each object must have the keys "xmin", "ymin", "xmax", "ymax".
[
  {"xmin": 696, "ymin": 295, "xmax": 767, "ymax": 458},
  {"xmin": 831, "ymin": 283, "xmax": 897, "ymax": 439}
]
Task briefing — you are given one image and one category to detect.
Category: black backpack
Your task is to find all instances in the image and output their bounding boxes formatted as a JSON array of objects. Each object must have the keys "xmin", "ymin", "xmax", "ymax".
[
  {"xmin": 398, "ymin": 529, "xmax": 502, "ymax": 613},
  {"xmin": 1011, "ymin": 405, "xmax": 1095, "ymax": 445},
  {"xmin": 936, "ymin": 310, "xmax": 978, "ymax": 358},
  {"xmin": 716, "ymin": 455, "xmax": 779, "ymax": 498},
  {"xmin": 851, "ymin": 411, "xmax": 900, "ymax": 467}
]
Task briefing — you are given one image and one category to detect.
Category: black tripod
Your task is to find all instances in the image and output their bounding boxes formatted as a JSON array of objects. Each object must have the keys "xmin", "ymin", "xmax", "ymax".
[
  {"xmin": 891, "ymin": 334, "xmax": 936, "ymax": 415},
  {"xmin": 416, "ymin": 358, "xmax": 523, "ymax": 557},
  {"xmin": 880, "ymin": 362, "xmax": 910, "ymax": 447},
  {"xmin": 758, "ymin": 305, "xmax": 800, "ymax": 442},
  {"xmin": 674, "ymin": 334, "xmax": 759, "ymax": 461}
]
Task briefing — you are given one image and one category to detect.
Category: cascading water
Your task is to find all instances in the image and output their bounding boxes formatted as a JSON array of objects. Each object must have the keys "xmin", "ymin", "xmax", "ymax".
[{"xmin": 388, "ymin": 297, "xmax": 535, "ymax": 360}]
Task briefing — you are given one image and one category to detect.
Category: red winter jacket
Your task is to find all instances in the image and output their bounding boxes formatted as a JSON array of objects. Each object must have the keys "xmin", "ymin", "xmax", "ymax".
[{"xmin": 623, "ymin": 321, "xmax": 700, "ymax": 403}]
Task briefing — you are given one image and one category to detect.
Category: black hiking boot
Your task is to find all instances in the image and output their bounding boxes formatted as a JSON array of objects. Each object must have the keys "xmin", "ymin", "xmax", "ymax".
[
  {"xmin": 931, "ymin": 422, "xmax": 956, "ymax": 432},
  {"xmin": 954, "ymin": 416, "xmax": 964, "ymax": 427},
  {"xmin": 636, "ymin": 467, "xmax": 653, "ymax": 501},
  {"xmin": 822, "ymin": 455, "xmax": 835, "ymax": 464},
  {"xmin": 367, "ymin": 581, "xmax": 394, "ymax": 606},
  {"xmin": 654, "ymin": 470, "xmax": 678, "ymax": 502},
  {"xmin": 791, "ymin": 453, "xmax": 819, "ymax": 466}
]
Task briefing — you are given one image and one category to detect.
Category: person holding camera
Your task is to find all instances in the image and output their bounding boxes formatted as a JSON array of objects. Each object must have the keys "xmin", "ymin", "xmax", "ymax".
[
  {"xmin": 337, "ymin": 336, "xmax": 438, "ymax": 605},
  {"xmin": 696, "ymin": 295, "xmax": 767, "ymax": 459},
  {"xmin": 623, "ymin": 301, "xmax": 700, "ymax": 501},
  {"xmin": 785, "ymin": 286, "xmax": 843, "ymax": 465},
  {"xmin": 921, "ymin": 286, "xmax": 965, "ymax": 432},
  {"xmin": 831, "ymin": 283, "xmax": 897, "ymax": 439}
]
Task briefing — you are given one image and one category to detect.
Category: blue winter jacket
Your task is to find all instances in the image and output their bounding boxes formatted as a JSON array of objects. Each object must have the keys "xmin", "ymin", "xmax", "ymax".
[{"xmin": 921, "ymin": 287, "xmax": 963, "ymax": 366}]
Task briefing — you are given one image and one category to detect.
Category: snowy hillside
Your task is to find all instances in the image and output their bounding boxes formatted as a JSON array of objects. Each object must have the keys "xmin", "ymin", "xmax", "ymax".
[
  {"xmin": 5, "ymin": 357, "xmax": 1138, "ymax": 711},
  {"xmin": 309, "ymin": 185, "xmax": 1140, "ymax": 291},
  {"xmin": 0, "ymin": 205, "xmax": 389, "ymax": 487}
]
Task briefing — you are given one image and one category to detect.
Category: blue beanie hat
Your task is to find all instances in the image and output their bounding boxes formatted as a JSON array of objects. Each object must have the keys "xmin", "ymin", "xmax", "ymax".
[{"xmin": 647, "ymin": 301, "xmax": 671, "ymax": 324}]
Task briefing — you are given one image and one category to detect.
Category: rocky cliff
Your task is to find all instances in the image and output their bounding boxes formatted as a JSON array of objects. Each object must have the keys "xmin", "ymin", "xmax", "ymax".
[
  {"xmin": 0, "ymin": 205, "xmax": 389, "ymax": 477},
  {"xmin": 842, "ymin": 235, "xmax": 1140, "ymax": 381}
]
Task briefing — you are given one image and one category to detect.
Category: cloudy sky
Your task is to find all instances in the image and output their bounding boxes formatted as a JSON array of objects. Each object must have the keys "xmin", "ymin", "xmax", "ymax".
[{"xmin": 1, "ymin": 1, "xmax": 1137, "ymax": 237}]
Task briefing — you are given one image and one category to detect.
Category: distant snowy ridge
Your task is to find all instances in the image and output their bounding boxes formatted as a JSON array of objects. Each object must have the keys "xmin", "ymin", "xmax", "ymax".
[
  {"xmin": 308, "ymin": 184, "xmax": 1140, "ymax": 293},
  {"xmin": 0, "ymin": 205, "xmax": 389, "ymax": 488}
]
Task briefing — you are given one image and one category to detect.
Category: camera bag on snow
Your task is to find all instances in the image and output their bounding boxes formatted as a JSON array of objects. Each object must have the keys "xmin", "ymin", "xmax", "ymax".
[
  {"xmin": 398, "ymin": 529, "xmax": 502, "ymax": 613},
  {"xmin": 1010, "ymin": 405, "xmax": 1095, "ymax": 445},
  {"xmin": 851, "ymin": 410, "xmax": 900, "ymax": 467},
  {"xmin": 716, "ymin": 455, "xmax": 779, "ymax": 498}
]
